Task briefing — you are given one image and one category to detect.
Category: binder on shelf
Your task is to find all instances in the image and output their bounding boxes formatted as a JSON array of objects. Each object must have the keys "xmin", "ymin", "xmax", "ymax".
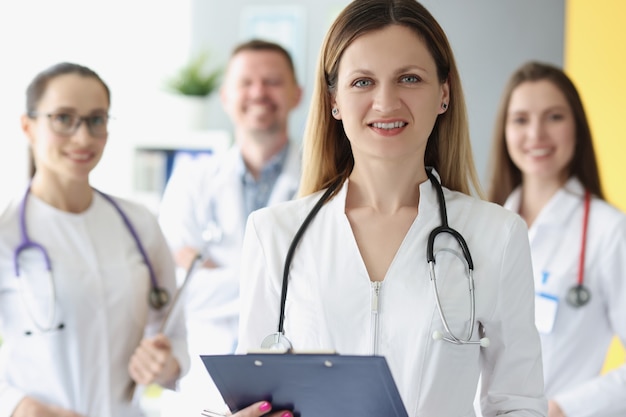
[{"xmin": 201, "ymin": 353, "xmax": 409, "ymax": 417}]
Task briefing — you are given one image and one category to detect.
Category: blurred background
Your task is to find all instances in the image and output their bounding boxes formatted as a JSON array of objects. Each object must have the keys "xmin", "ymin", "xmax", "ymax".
[{"xmin": 0, "ymin": 0, "xmax": 624, "ymax": 413}]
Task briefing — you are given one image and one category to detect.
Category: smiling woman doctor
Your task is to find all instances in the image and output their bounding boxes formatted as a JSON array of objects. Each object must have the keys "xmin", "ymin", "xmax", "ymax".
[
  {"xmin": 0, "ymin": 63, "xmax": 188, "ymax": 417},
  {"xmin": 487, "ymin": 61, "xmax": 626, "ymax": 417},
  {"xmin": 227, "ymin": 1, "xmax": 547, "ymax": 417}
]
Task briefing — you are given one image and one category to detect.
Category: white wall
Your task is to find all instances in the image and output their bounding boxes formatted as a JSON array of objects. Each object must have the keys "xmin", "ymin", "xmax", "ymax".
[{"xmin": 0, "ymin": 0, "xmax": 195, "ymax": 202}]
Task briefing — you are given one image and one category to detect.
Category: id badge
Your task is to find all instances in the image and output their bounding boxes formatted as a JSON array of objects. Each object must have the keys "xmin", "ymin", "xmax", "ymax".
[{"xmin": 534, "ymin": 292, "xmax": 559, "ymax": 334}]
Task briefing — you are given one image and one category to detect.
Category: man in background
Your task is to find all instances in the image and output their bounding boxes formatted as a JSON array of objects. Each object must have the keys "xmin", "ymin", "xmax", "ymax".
[{"xmin": 157, "ymin": 39, "xmax": 302, "ymax": 414}]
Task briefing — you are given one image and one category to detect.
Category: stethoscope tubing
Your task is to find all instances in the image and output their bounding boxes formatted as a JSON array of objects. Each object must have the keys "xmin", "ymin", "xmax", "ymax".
[
  {"xmin": 425, "ymin": 168, "xmax": 478, "ymax": 345},
  {"xmin": 95, "ymin": 190, "xmax": 159, "ymax": 291},
  {"xmin": 277, "ymin": 179, "xmax": 342, "ymax": 335},
  {"xmin": 13, "ymin": 186, "xmax": 168, "ymax": 334},
  {"xmin": 270, "ymin": 168, "xmax": 483, "ymax": 349},
  {"xmin": 14, "ymin": 186, "xmax": 51, "ymax": 275}
]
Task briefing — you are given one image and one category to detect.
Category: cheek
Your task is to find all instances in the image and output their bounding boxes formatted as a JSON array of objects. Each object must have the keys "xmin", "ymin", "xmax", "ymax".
[{"xmin": 504, "ymin": 127, "xmax": 520, "ymax": 151}]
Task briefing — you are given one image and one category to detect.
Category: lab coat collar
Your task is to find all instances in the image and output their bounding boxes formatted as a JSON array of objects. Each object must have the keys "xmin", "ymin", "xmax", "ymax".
[{"xmin": 504, "ymin": 177, "xmax": 586, "ymax": 230}]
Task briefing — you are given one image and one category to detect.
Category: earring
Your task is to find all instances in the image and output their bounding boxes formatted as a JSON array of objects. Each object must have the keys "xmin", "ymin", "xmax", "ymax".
[
  {"xmin": 442, "ymin": 103, "xmax": 448, "ymax": 110},
  {"xmin": 332, "ymin": 108, "xmax": 339, "ymax": 116}
]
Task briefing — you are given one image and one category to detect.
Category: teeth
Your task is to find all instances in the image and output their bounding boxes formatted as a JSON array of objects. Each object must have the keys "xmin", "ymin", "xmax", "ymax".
[
  {"xmin": 372, "ymin": 121, "xmax": 406, "ymax": 129},
  {"xmin": 528, "ymin": 148, "xmax": 551, "ymax": 157}
]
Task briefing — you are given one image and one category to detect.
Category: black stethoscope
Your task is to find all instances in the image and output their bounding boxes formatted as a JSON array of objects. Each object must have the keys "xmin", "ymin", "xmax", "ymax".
[
  {"xmin": 14, "ymin": 186, "xmax": 170, "ymax": 335},
  {"xmin": 261, "ymin": 167, "xmax": 489, "ymax": 351},
  {"xmin": 566, "ymin": 190, "xmax": 591, "ymax": 307}
]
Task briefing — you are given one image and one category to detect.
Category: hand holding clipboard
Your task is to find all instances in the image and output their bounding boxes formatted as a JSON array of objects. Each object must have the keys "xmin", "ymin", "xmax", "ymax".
[
  {"xmin": 200, "ymin": 353, "xmax": 409, "ymax": 417},
  {"xmin": 125, "ymin": 254, "xmax": 203, "ymax": 401}
]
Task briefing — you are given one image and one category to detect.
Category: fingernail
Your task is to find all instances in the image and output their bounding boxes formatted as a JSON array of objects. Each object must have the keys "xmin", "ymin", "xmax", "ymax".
[
  {"xmin": 258, "ymin": 401, "xmax": 271, "ymax": 412},
  {"xmin": 281, "ymin": 412, "xmax": 292, "ymax": 417}
]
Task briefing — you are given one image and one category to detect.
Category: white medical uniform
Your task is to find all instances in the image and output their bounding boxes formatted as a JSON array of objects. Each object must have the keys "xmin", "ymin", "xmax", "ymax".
[
  {"xmin": 158, "ymin": 144, "xmax": 300, "ymax": 414},
  {"xmin": 0, "ymin": 191, "xmax": 189, "ymax": 417},
  {"xmin": 504, "ymin": 178, "xmax": 626, "ymax": 417},
  {"xmin": 238, "ymin": 174, "xmax": 547, "ymax": 417}
]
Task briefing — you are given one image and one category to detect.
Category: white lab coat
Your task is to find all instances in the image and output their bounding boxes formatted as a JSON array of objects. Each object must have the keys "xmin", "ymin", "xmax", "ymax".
[
  {"xmin": 504, "ymin": 178, "xmax": 626, "ymax": 417},
  {"xmin": 238, "ymin": 174, "xmax": 547, "ymax": 417},
  {"xmin": 157, "ymin": 143, "xmax": 300, "ymax": 413},
  {"xmin": 0, "ymin": 191, "xmax": 188, "ymax": 417}
]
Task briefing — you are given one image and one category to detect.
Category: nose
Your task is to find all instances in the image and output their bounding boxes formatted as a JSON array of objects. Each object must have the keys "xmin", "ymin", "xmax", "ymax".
[
  {"xmin": 372, "ymin": 83, "xmax": 401, "ymax": 114},
  {"xmin": 526, "ymin": 119, "xmax": 546, "ymax": 142},
  {"xmin": 248, "ymin": 81, "xmax": 269, "ymax": 98},
  {"xmin": 71, "ymin": 119, "xmax": 94, "ymax": 144}
]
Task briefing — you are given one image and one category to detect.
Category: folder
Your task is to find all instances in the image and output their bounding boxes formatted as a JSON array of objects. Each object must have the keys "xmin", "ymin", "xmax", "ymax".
[{"xmin": 201, "ymin": 353, "xmax": 409, "ymax": 417}]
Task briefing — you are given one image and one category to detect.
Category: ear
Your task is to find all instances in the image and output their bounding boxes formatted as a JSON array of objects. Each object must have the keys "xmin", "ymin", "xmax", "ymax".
[
  {"xmin": 21, "ymin": 114, "xmax": 37, "ymax": 147},
  {"xmin": 331, "ymin": 98, "xmax": 341, "ymax": 120},
  {"xmin": 291, "ymin": 85, "xmax": 303, "ymax": 109},
  {"xmin": 438, "ymin": 78, "xmax": 450, "ymax": 115}
]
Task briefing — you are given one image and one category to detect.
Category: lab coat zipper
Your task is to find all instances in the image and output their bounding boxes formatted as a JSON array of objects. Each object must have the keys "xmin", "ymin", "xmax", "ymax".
[{"xmin": 371, "ymin": 281, "xmax": 382, "ymax": 355}]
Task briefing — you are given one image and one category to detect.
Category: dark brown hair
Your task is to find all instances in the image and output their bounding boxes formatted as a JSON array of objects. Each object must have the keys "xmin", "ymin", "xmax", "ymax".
[
  {"xmin": 26, "ymin": 62, "xmax": 111, "ymax": 115},
  {"xmin": 487, "ymin": 61, "xmax": 604, "ymax": 204}
]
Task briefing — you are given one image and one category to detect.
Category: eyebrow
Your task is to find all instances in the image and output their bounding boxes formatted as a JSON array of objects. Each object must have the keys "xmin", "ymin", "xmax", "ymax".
[{"xmin": 346, "ymin": 65, "xmax": 430, "ymax": 78}]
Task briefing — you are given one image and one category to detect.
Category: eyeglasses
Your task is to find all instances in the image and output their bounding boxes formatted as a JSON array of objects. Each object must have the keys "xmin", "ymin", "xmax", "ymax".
[{"xmin": 29, "ymin": 111, "xmax": 110, "ymax": 138}]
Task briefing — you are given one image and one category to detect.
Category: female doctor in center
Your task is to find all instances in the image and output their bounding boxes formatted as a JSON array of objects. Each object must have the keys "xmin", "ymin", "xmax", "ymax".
[
  {"xmin": 487, "ymin": 61, "xmax": 626, "ymax": 417},
  {"xmin": 232, "ymin": 0, "xmax": 546, "ymax": 416},
  {"xmin": 0, "ymin": 62, "xmax": 189, "ymax": 417}
]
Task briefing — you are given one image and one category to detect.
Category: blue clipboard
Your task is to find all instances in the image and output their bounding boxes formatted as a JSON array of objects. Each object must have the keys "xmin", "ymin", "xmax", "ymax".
[{"xmin": 201, "ymin": 353, "xmax": 409, "ymax": 417}]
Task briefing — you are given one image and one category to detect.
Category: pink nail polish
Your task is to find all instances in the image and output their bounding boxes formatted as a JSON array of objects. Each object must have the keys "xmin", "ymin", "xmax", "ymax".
[
  {"xmin": 281, "ymin": 412, "xmax": 292, "ymax": 417},
  {"xmin": 258, "ymin": 401, "xmax": 271, "ymax": 412}
]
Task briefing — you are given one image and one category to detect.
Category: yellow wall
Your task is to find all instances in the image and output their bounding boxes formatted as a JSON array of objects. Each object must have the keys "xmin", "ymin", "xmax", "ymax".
[{"xmin": 565, "ymin": 0, "xmax": 626, "ymax": 373}]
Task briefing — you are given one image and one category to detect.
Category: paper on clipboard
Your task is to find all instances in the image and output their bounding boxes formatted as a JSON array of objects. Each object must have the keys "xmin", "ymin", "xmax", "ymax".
[{"xmin": 201, "ymin": 353, "xmax": 409, "ymax": 417}]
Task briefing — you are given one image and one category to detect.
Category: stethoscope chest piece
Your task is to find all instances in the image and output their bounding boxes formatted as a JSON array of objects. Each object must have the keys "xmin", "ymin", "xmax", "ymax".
[
  {"xmin": 149, "ymin": 287, "xmax": 170, "ymax": 310},
  {"xmin": 566, "ymin": 284, "xmax": 591, "ymax": 307},
  {"xmin": 261, "ymin": 332, "xmax": 293, "ymax": 352}
]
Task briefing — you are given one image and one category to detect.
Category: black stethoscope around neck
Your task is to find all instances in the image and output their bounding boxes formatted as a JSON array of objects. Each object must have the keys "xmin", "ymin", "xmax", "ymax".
[
  {"xmin": 14, "ymin": 186, "xmax": 170, "ymax": 335},
  {"xmin": 261, "ymin": 167, "xmax": 489, "ymax": 351}
]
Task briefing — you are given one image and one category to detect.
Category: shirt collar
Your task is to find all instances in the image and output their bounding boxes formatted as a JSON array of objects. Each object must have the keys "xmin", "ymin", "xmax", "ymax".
[{"xmin": 238, "ymin": 143, "xmax": 290, "ymax": 183}]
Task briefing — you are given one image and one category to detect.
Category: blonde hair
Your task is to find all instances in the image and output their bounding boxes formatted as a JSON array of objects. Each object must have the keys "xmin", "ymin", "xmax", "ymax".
[{"xmin": 299, "ymin": 0, "xmax": 481, "ymax": 197}]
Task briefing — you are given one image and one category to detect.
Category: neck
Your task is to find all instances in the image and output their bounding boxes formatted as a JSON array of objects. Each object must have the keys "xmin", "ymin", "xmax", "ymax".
[
  {"xmin": 519, "ymin": 176, "xmax": 566, "ymax": 226},
  {"xmin": 238, "ymin": 132, "xmax": 288, "ymax": 179},
  {"xmin": 347, "ymin": 160, "xmax": 427, "ymax": 214},
  {"xmin": 30, "ymin": 173, "xmax": 93, "ymax": 213}
]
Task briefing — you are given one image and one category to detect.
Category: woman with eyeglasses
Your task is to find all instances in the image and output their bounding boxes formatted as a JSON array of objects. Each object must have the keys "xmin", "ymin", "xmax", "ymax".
[{"xmin": 0, "ymin": 62, "xmax": 189, "ymax": 417}]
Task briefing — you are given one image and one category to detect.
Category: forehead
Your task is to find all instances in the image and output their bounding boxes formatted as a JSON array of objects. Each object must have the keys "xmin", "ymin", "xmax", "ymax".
[
  {"xmin": 37, "ymin": 74, "xmax": 109, "ymax": 110},
  {"xmin": 509, "ymin": 80, "xmax": 569, "ymax": 110},
  {"xmin": 338, "ymin": 25, "xmax": 435, "ymax": 75},
  {"xmin": 226, "ymin": 50, "xmax": 294, "ymax": 80}
]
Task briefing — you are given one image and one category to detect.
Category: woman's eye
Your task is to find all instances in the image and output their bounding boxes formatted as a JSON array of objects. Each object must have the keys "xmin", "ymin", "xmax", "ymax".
[
  {"xmin": 89, "ymin": 115, "xmax": 106, "ymax": 126},
  {"xmin": 510, "ymin": 117, "xmax": 527, "ymax": 125},
  {"xmin": 401, "ymin": 75, "xmax": 420, "ymax": 83},
  {"xmin": 548, "ymin": 113, "xmax": 565, "ymax": 121},
  {"xmin": 53, "ymin": 113, "xmax": 75, "ymax": 126},
  {"xmin": 353, "ymin": 79, "xmax": 372, "ymax": 88}
]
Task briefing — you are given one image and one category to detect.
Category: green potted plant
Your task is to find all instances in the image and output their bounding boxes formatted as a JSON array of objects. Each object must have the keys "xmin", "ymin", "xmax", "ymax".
[
  {"xmin": 164, "ymin": 51, "xmax": 223, "ymax": 130},
  {"xmin": 166, "ymin": 51, "xmax": 222, "ymax": 97}
]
